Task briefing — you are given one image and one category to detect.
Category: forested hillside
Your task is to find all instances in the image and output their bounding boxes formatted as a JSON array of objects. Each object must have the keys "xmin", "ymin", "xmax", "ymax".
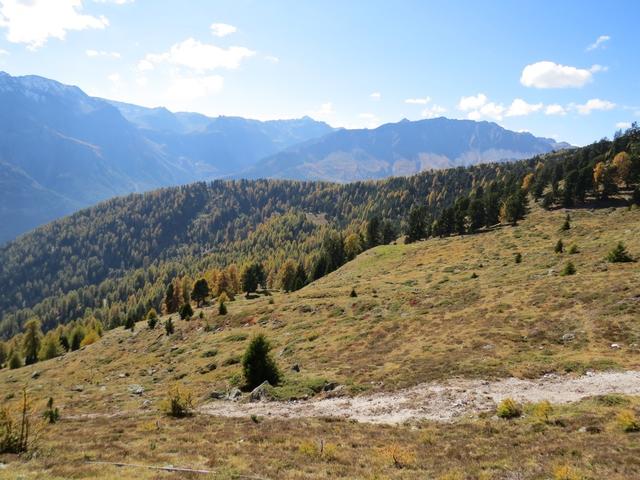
[{"xmin": 0, "ymin": 126, "xmax": 638, "ymax": 341}]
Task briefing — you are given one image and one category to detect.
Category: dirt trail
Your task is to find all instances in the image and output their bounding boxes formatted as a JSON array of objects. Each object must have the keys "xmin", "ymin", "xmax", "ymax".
[{"xmin": 200, "ymin": 371, "xmax": 640, "ymax": 424}]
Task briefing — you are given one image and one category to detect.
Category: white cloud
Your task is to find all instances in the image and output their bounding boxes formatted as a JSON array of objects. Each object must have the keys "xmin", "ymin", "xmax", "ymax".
[
  {"xmin": 0, "ymin": 48, "xmax": 7, "ymax": 55},
  {"xmin": 586, "ymin": 35, "xmax": 610, "ymax": 51},
  {"xmin": 165, "ymin": 74, "xmax": 224, "ymax": 102},
  {"xmin": 210, "ymin": 23, "xmax": 236, "ymax": 38},
  {"xmin": 616, "ymin": 122, "xmax": 631, "ymax": 130},
  {"xmin": 139, "ymin": 38, "xmax": 254, "ymax": 72},
  {"xmin": 264, "ymin": 55, "xmax": 279, "ymax": 63},
  {"xmin": 0, "ymin": 0, "xmax": 109, "ymax": 50},
  {"xmin": 86, "ymin": 49, "xmax": 120, "ymax": 58},
  {"xmin": 506, "ymin": 98, "xmax": 543, "ymax": 117},
  {"xmin": 405, "ymin": 97, "xmax": 430, "ymax": 105},
  {"xmin": 520, "ymin": 61, "xmax": 602, "ymax": 88},
  {"xmin": 458, "ymin": 94, "xmax": 544, "ymax": 121},
  {"xmin": 93, "ymin": 0, "xmax": 134, "ymax": 4},
  {"xmin": 458, "ymin": 93, "xmax": 504, "ymax": 121},
  {"xmin": 574, "ymin": 98, "xmax": 616, "ymax": 115},
  {"xmin": 107, "ymin": 72, "xmax": 121, "ymax": 83},
  {"xmin": 309, "ymin": 102, "xmax": 335, "ymax": 120},
  {"xmin": 458, "ymin": 93, "xmax": 488, "ymax": 111},
  {"xmin": 370, "ymin": 91, "xmax": 381, "ymax": 101},
  {"xmin": 421, "ymin": 104, "xmax": 446, "ymax": 118},
  {"xmin": 545, "ymin": 104, "xmax": 567, "ymax": 116}
]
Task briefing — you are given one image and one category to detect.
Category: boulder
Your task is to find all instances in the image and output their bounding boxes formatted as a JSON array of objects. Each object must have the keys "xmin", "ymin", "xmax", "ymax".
[
  {"xmin": 227, "ymin": 388, "xmax": 242, "ymax": 401},
  {"xmin": 31, "ymin": 371, "xmax": 40, "ymax": 379},
  {"xmin": 249, "ymin": 381, "xmax": 273, "ymax": 402}
]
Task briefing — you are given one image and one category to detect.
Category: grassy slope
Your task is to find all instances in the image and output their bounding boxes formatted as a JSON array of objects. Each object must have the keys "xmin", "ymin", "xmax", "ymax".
[{"xmin": 1, "ymin": 204, "xmax": 640, "ymax": 478}]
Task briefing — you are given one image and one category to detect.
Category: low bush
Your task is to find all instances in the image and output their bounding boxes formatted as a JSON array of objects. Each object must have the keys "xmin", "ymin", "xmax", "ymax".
[
  {"xmin": 496, "ymin": 398, "xmax": 521, "ymax": 419},
  {"xmin": 160, "ymin": 385, "xmax": 193, "ymax": 418},
  {"xmin": 616, "ymin": 409, "xmax": 640, "ymax": 432}
]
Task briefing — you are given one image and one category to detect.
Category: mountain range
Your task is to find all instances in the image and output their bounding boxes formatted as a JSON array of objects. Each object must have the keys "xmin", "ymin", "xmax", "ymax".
[{"xmin": 0, "ymin": 71, "xmax": 568, "ymax": 243}]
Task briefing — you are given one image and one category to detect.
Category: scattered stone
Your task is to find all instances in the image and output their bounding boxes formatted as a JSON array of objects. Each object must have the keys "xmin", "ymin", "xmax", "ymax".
[
  {"xmin": 249, "ymin": 381, "xmax": 273, "ymax": 402},
  {"xmin": 198, "ymin": 362, "xmax": 217, "ymax": 374},
  {"xmin": 209, "ymin": 391, "xmax": 226, "ymax": 400},
  {"xmin": 227, "ymin": 388, "xmax": 242, "ymax": 401},
  {"xmin": 291, "ymin": 363, "xmax": 300, "ymax": 372},
  {"xmin": 324, "ymin": 385, "xmax": 346, "ymax": 398},
  {"xmin": 31, "ymin": 371, "xmax": 40, "ymax": 379},
  {"xmin": 118, "ymin": 372, "xmax": 129, "ymax": 378},
  {"xmin": 562, "ymin": 333, "xmax": 575, "ymax": 342},
  {"xmin": 128, "ymin": 384, "xmax": 145, "ymax": 395},
  {"xmin": 611, "ymin": 343, "xmax": 621, "ymax": 349},
  {"xmin": 71, "ymin": 385, "xmax": 84, "ymax": 392},
  {"xmin": 141, "ymin": 400, "xmax": 152, "ymax": 409},
  {"xmin": 323, "ymin": 382, "xmax": 339, "ymax": 392}
]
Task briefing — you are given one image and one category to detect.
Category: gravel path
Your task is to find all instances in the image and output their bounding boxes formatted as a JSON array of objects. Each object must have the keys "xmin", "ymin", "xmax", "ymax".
[{"xmin": 200, "ymin": 371, "xmax": 640, "ymax": 424}]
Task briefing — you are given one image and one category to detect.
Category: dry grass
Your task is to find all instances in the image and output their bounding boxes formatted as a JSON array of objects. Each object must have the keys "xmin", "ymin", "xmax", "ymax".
[{"xmin": 1, "ymin": 203, "xmax": 640, "ymax": 478}]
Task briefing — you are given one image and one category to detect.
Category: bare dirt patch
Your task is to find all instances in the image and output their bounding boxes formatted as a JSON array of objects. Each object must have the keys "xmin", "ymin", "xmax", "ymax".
[{"xmin": 200, "ymin": 371, "xmax": 640, "ymax": 424}]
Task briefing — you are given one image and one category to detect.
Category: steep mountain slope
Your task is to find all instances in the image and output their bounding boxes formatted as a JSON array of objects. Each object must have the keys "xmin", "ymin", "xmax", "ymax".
[
  {"xmin": 1, "ymin": 204, "xmax": 639, "ymax": 479},
  {"xmin": 0, "ymin": 160, "xmax": 534, "ymax": 337},
  {"xmin": 0, "ymin": 73, "xmax": 192, "ymax": 242},
  {"xmin": 246, "ymin": 117, "xmax": 570, "ymax": 181},
  {"xmin": 108, "ymin": 100, "xmax": 335, "ymax": 171},
  {"xmin": 0, "ymin": 72, "xmax": 333, "ymax": 243}
]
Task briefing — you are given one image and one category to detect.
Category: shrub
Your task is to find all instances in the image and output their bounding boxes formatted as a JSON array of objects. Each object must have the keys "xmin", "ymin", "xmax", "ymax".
[
  {"xmin": 242, "ymin": 334, "xmax": 280, "ymax": 389},
  {"xmin": 514, "ymin": 252, "xmax": 522, "ymax": 264},
  {"xmin": 124, "ymin": 316, "xmax": 135, "ymax": 331},
  {"xmin": 554, "ymin": 239, "xmax": 564, "ymax": 253},
  {"xmin": 568, "ymin": 244, "xmax": 579, "ymax": 254},
  {"xmin": 496, "ymin": 398, "xmax": 521, "ymax": 419},
  {"xmin": 560, "ymin": 214, "xmax": 571, "ymax": 231},
  {"xmin": 607, "ymin": 242, "xmax": 633, "ymax": 263},
  {"xmin": 147, "ymin": 309, "xmax": 158, "ymax": 329},
  {"xmin": 378, "ymin": 443, "xmax": 416, "ymax": 468},
  {"xmin": 43, "ymin": 397, "xmax": 60, "ymax": 424},
  {"xmin": 8, "ymin": 351, "xmax": 22, "ymax": 369},
  {"xmin": 561, "ymin": 261, "xmax": 576, "ymax": 276},
  {"xmin": 164, "ymin": 317, "xmax": 175, "ymax": 335},
  {"xmin": 532, "ymin": 400, "xmax": 553, "ymax": 423},
  {"xmin": 470, "ymin": 272, "xmax": 479, "ymax": 279},
  {"xmin": 80, "ymin": 329, "xmax": 99, "ymax": 347},
  {"xmin": 219, "ymin": 301, "xmax": 227, "ymax": 316},
  {"xmin": 616, "ymin": 409, "xmax": 640, "ymax": 432},
  {"xmin": 160, "ymin": 385, "xmax": 193, "ymax": 418},
  {"xmin": 350, "ymin": 288, "xmax": 357, "ymax": 298},
  {"xmin": 0, "ymin": 388, "xmax": 31, "ymax": 454},
  {"xmin": 179, "ymin": 303, "xmax": 194, "ymax": 320},
  {"xmin": 553, "ymin": 465, "xmax": 583, "ymax": 480}
]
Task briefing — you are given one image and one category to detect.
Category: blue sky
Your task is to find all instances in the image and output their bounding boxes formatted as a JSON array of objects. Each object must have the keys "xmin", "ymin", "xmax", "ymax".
[{"xmin": 0, "ymin": 0, "xmax": 638, "ymax": 145}]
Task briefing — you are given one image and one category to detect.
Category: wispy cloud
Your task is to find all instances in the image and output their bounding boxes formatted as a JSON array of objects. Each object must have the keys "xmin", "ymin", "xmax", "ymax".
[
  {"xmin": 586, "ymin": 35, "xmax": 610, "ymax": 51},
  {"xmin": 86, "ymin": 49, "xmax": 120, "ymax": 58},
  {"xmin": 370, "ymin": 92, "xmax": 381, "ymax": 101},
  {"xmin": 405, "ymin": 97, "xmax": 430, "ymax": 105},
  {"xmin": 210, "ymin": 23, "xmax": 236, "ymax": 38},
  {"xmin": 573, "ymin": 98, "xmax": 616, "ymax": 115}
]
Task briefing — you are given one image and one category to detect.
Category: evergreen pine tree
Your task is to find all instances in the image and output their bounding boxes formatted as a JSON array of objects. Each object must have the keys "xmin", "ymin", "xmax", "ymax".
[
  {"xmin": 22, "ymin": 318, "xmax": 43, "ymax": 365},
  {"xmin": 242, "ymin": 334, "xmax": 280, "ymax": 389},
  {"xmin": 554, "ymin": 239, "xmax": 564, "ymax": 254}
]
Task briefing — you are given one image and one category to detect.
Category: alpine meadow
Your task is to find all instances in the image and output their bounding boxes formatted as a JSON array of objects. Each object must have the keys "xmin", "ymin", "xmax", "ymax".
[{"xmin": 1, "ymin": 2, "xmax": 640, "ymax": 479}]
